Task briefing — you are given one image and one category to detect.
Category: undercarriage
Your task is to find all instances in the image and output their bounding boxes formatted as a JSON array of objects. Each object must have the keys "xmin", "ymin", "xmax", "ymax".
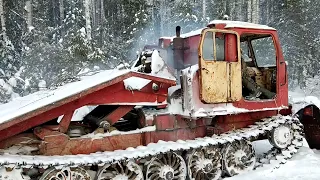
[{"xmin": 0, "ymin": 114, "xmax": 304, "ymax": 180}]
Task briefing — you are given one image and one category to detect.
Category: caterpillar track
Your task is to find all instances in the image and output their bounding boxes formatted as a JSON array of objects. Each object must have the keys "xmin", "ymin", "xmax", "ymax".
[{"xmin": 0, "ymin": 115, "xmax": 304, "ymax": 180}]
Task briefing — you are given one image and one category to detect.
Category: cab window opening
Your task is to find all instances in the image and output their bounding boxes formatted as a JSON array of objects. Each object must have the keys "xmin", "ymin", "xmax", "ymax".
[{"xmin": 240, "ymin": 33, "xmax": 277, "ymax": 101}]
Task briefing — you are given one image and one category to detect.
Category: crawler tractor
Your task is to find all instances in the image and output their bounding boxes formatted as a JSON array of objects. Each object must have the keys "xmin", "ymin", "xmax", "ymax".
[{"xmin": 0, "ymin": 20, "xmax": 318, "ymax": 180}]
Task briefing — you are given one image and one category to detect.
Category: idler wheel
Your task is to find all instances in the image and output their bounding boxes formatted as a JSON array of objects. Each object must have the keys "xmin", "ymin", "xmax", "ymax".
[{"xmin": 268, "ymin": 124, "xmax": 293, "ymax": 149}]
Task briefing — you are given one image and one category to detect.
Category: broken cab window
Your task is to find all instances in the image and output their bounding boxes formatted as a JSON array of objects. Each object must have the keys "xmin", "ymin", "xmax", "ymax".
[{"xmin": 251, "ymin": 35, "xmax": 276, "ymax": 67}]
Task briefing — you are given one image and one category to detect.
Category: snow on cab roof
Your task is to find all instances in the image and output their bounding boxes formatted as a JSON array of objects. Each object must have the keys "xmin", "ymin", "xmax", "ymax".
[
  {"xmin": 208, "ymin": 20, "xmax": 276, "ymax": 30},
  {"xmin": 160, "ymin": 20, "xmax": 275, "ymax": 40},
  {"xmin": 160, "ymin": 28, "xmax": 204, "ymax": 40}
]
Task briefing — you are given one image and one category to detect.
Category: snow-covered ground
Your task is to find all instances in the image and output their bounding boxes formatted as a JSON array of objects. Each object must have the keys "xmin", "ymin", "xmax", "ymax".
[{"xmin": 226, "ymin": 139, "xmax": 320, "ymax": 180}]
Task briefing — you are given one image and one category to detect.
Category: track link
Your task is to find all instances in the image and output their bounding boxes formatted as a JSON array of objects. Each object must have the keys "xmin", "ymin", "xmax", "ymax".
[{"xmin": 0, "ymin": 115, "xmax": 304, "ymax": 179}]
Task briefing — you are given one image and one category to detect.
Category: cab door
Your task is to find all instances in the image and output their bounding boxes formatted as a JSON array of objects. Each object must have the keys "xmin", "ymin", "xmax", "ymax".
[{"xmin": 198, "ymin": 29, "xmax": 242, "ymax": 103}]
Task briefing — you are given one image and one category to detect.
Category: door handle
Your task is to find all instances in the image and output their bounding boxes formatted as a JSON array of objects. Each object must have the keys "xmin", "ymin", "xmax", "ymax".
[{"xmin": 280, "ymin": 61, "xmax": 287, "ymax": 86}]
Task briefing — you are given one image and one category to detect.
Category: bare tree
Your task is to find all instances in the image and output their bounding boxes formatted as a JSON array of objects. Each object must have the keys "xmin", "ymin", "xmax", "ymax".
[
  {"xmin": 59, "ymin": 0, "xmax": 64, "ymax": 25},
  {"xmin": 252, "ymin": 0, "xmax": 260, "ymax": 23},
  {"xmin": 84, "ymin": 0, "xmax": 92, "ymax": 41},
  {"xmin": 99, "ymin": 0, "xmax": 105, "ymax": 45},
  {"xmin": 202, "ymin": 0, "xmax": 206, "ymax": 23},
  {"xmin": 247, "ymin": 0, "xmax": 252, "ymax": 22},
  {"xmin": 25, "ymin": 0, "xmax": 33, "ymax": 30},
  {"xmin": 0, "ymin": 0, "xmax": 6, "ymax": 43}
]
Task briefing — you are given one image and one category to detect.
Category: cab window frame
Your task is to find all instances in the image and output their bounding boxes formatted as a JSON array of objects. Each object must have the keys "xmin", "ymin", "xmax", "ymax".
[
  {"xmin": 248, "ymin": 34, "xmax": 278, "ymax": 68},
  {"xmin": 200, "ymin": 29, "xmax": 240, "ymax": 62},
  {"xmin": 201, "ymin": 31, "xmax": 226, "ymax": 61}
]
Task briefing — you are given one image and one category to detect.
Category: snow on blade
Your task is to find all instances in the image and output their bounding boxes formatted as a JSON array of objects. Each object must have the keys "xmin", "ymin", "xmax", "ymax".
[
  {"xmin": 123, "ymin": 77, "xmax": 151, "ymax": 91},
  {"xmin": 70, "ymin": 105, "xmax": 97, "ymax": 122},
  {"xmin": 0, "ymin": 69, "xmax": 130, "ymax": 125}
]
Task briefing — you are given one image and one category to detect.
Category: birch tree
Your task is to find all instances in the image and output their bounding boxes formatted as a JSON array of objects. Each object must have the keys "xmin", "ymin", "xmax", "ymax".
[
  {"xmin": 25, "ymin": 0, "xmax": 33, "ymax": 30},
  {"xmin": 59, "ymin": 0, "xmax": 64, "ymax": 25},
  {"xmin": 202, "ymin": 0, "xmax": 206, "ymax": 25},
  {"xmin": 0, "ymin": 0, "xmax": 7, "ymax": 43},
  {"xmin": 84, "ymin": 0, "xmax": 92, "ymax": 41}
]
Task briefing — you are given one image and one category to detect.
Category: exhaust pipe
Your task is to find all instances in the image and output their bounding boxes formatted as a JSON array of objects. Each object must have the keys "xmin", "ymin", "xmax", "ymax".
[
  {"xmin": 176, "ymin": 26, "xmax": 181, "ymax": 37},
  {"xmin": 173, "ymin": 26, "xmax": 184, "ymax": 84}
]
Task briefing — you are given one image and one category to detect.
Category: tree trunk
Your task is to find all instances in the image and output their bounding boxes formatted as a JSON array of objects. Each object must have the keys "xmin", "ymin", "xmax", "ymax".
[
  {"xmin": 99, "ymin": 0, "xmax": 104, "ymax": 46},
  {"xmin": 0, "ymin": 0, "xmax": 8, "ymax": 45},
  {"xmin": 247, "ymin": 0, "xmax": 252, "ymax": 22},
  {"xmin": 202, "ymin": 0, "xmax": 206, "ymax": 23},
  {"xmin": 255, "ymin": 0, "xmax": 260, "ymax": 23},
  {"xmin": 25, "ymin": 0, "xmax": 33, "ymax": 30},
  {"xmin": 92, "ymin": 0, "xmax": 96, "ymax": 27},
  {"xmin": 251, "ymin": 0, "xmax": 259, "ymax": 23},
  {"xmin": 59, "ymin": 0, "xmax": 64, "ymax": 25},
  {"xmin": 84, "ymin": 0, "xmax": 92, "ymax": 41},
  {"xmin": 160, "ymin": 0, "xmax": 164, "ymax": 36}
]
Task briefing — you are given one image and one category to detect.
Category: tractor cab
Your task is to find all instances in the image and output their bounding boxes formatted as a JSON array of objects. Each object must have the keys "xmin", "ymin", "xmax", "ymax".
[
  {"xmin": 197, "ymin": 20, "xmax": 283, "ymax": 103},
  {"xmin": 133, "ymin": 20, "xmax": 288, "ymax": 112}
]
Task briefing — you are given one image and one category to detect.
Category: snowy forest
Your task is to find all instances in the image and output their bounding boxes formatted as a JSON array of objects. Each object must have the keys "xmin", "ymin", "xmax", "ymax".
[{"xmin": 0, "ymin": 0, "xmax": 318, "ymax": 103}]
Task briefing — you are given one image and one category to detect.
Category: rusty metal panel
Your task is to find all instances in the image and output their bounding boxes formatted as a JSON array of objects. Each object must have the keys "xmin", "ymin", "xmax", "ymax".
[
  {"xmin": 58, "ymin": 111, "xmax": 74, "ymax": 133},
  {"xmin": 207, "ymin": 110, "xmax": 278, "ymax": 135},
  {"xmin": 200, "ymin": 61, "xmax": 228, "ymax": 103},
  {"xmin": 0, "ymin": 133, "xmax": 39, "ymax": 149},
  {"xmin": 148, "ymin": 127, "xmax": 206, "ymax": 143},
  {"xmin": 229, "ymin": 62, "xmax": 242, "ymax": 101},
  {"xmin": 154, "ymin": 114, "xmax": 207, "ymax": 131},
  {"xmin": 40, "ymin": 133, "xmax": 143, "ymax": 155}
]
